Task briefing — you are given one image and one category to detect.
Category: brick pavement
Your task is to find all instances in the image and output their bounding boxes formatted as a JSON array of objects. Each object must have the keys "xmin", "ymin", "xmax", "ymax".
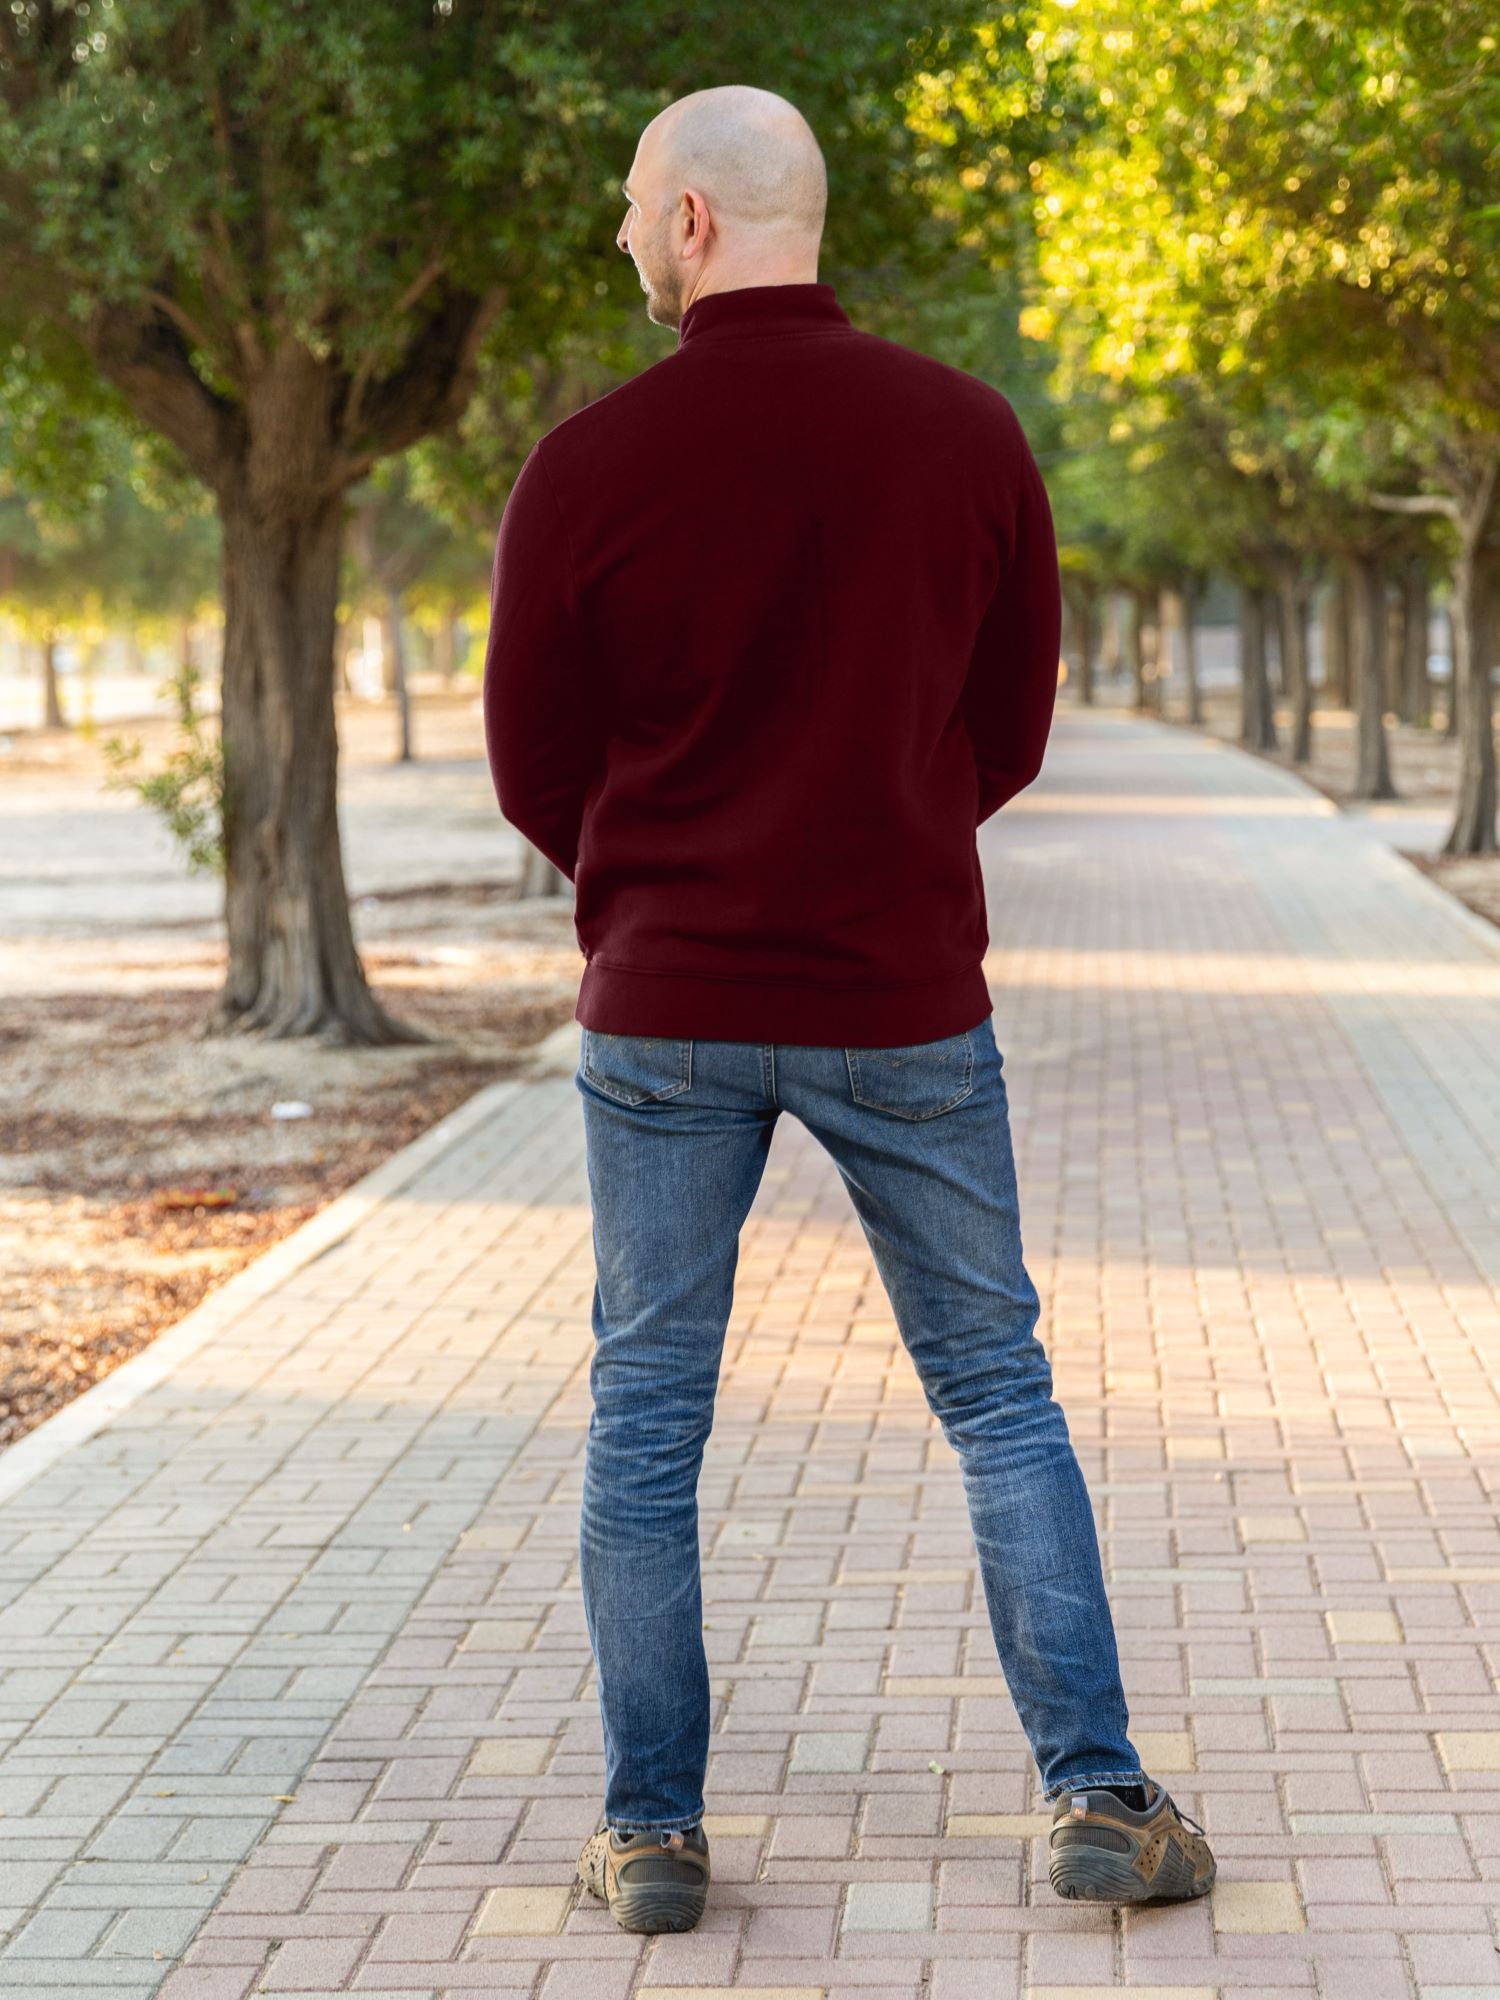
[{"xmin": 3, "ymin": 707, "xmax": 1500, "ymax": 2000}]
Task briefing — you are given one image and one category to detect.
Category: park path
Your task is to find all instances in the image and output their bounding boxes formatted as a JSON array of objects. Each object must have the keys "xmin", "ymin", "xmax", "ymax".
[{"xmin": 4, "ymin": 706, "xmax": 1500, "ymax": 2000}]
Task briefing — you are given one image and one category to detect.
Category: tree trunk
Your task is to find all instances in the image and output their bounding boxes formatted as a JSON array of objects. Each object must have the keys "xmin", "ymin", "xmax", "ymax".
[
  {"xmin": 79, "ymin": 637, "xmax": 102, "ymax": 732},
  {"xmin": 384, "ymin": 589, "xmax": 414, "ymax": 764},
  {"xmin": 1152, "ymin": 588, "xmax": 1176, "ymax": 716},
  {"xmin": 1239, "ymin": 583, "xmax": 1278, "ymax": 751},
  {"xmin": 434, "ymin": 605, "xmax": 458, "ymax": 680},
  {"xmin": 1063, "ymin": 585, "xmax": 1095, "ymax": 706},
  {"xmin": 1348, "ymin": 554, "xmax": 1397, "ymax": 801},
  {"xmin": 1384, "ymin": 574, "xmax": 1405, "ymax": 714},
  {"xmin": 518, "ymin": 840, "xmax": 567, "ymax": 898},
  {"xmin": 178, "ymin": 617, "xmax": 196, "ymax": 679},
  {"xmin": 1322, "ymin": 572, "xmax": 1351, "ymax": 707},
  {"xmin": 1261, "ymin": 586, "xmax": 1281, "ymax": 721},
  {"xmin": 1401, "ymin": 563, "xmax": 1431, "ymax": 728},
  {"xmin": 1100, "ymin": 591, "xmax": 1122, "ymax": 678},
  {"xmin": 377, "ymin": 603, "xmax": 397, "ymax": 695},
  {"xmin": 1446, "ymin": 541, "xmax": 1497, "ymax": 854},
  {"xmin": 1444, "ymin": 602, "xmax": 1460, "ymax": 738},
  {"xmin": 42, "ymin": 635, "xmax": 66, "ymax": 729},
  {"xmin": 1155, "ymin": 587, "xmax": 1175, "ymax": 712},
  {"xmin": 1266, "ymin": 589, "xmax": 1284, "ymax": 697},
  {"xmin": 1277, "ymin": 569, "xmax": 1313, "ymax": 764},
  {"xmin": 217, "ymin": 487, "xmax": 424, "ymax": 1043},
  {"xmin": 1125, "ymin": 590, "xmax": 1148, "ymax": 710},
  {"xmin": 1180, "ymin": 580, "xmax": 1203, "ymax": 725},
  {"xmin": 333, "ymin": 612, "xmax": 354, "ymax": 696}
]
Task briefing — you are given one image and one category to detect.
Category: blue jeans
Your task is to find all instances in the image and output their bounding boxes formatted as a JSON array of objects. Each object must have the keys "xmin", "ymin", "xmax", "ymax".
[{"xmin": 574, "ymin": 1012, "xmax": 1143, "ymax": 1831}]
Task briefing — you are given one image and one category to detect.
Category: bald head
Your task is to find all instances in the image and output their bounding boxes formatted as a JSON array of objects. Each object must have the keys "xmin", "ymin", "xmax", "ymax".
[
  {"xmin": 617, "ymin": 85, "xmax": 827, "ymax": 329},
  {"xmin": 650, "ymin": 86, "xmax": 827, "ymax": 236}
]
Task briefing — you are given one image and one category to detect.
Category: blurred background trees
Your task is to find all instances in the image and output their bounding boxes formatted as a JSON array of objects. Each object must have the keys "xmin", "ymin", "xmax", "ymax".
[{"xmin": 909, "ymin": 0, "xmax": 1497, "ymax": 847}]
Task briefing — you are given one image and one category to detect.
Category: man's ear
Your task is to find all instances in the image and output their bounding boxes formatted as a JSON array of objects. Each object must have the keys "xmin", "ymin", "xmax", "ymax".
[{"xmin": 679, "ymin": 188, "xmax": 710, "ymax": 258}]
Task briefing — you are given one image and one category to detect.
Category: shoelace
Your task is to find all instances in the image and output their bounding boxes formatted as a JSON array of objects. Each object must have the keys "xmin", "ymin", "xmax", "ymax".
[
  {"xmin": 607, "ymin": 1828, "xmax": 691, "ymax": 1853},
  {"xmin": 1158, "ymin": 1788, "xmax": 1207, "ymax": 1837}
]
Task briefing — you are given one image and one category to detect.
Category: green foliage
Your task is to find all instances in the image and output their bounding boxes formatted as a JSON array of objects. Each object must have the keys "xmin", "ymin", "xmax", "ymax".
[
  {"xmin": 0, "ymin": 312, "xmax": 220, "ymax": 648},
  {"xmin": 903, "ymin": 1, "xmax": 1498, "ymax": 596},
  {"xmin": 1, "ymin": 2, "xmax": 955, "ymax": 475},
  {"xmin": 988, "ymin": 1, "xmax": 1497, "ymax": 413},
  {"xmin": 102, "ymin": 660, "xmax": 225, "ymax": 876},
  {"xmin": 0, "ymin": 320, "xmax": 127, "ymax": 524}
]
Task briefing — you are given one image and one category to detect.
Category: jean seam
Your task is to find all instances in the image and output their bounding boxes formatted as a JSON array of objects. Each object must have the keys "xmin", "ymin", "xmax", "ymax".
[
  {"xmin": 847, "ymin": 1031, "xmax": 976, "ymax": 1119},
  {"xmin": 579, "ymin": 1033, "xmax": 693, "ymax": 1106}
]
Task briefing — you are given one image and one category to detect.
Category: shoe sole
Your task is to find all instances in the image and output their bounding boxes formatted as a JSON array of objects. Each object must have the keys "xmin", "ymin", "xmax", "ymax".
[
  {"xmin": 1051, "ymin": 1843, "xmax": 1214, "ymax": 1904},
  {"xmin": 578, "ymin": 1853, "xmax": 706, "ymax": 1934},
  {"xmin": 600, "ymin": 1881, "xmax": 706, "ymax": 1933}
]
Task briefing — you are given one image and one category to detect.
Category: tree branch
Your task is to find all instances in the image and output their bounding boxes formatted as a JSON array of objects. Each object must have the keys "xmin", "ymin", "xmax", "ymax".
[
  {"xmin": 200, "ymin": 40, "xmax": 266, "ymax": 378},
  {"xmin": 86, "ymin": 302, "xmax": 238, "ymax": 486},
  {"xmin": 324, "ymin": 284, "xmax": 507, "ymax": 497},
  {"xmin": 342, "ymin": 248, "xmax": 452, "ymax": 442},
  {"xmin": 1370, "ymin": 491, "xmax": 1461, "ymax": 523},
  {"xmin": 144, "ymin": 289, "xmax": 229, "ymax": 373}
]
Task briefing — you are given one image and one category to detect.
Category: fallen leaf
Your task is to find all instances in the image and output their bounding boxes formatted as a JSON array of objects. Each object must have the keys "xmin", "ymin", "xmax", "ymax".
[{"xmin": 155, "ymin": 1186, "xmax": 239, "ymax": 1211}]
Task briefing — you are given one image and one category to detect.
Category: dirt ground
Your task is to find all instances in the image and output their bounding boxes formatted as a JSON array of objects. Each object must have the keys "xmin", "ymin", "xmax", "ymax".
[{"xmin": 1, "ymin": 687, "xmax": 583, "ymax": 1449}]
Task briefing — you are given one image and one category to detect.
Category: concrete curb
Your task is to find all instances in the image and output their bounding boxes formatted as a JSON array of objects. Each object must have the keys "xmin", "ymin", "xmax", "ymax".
[
  {"xmin": 1375, "ymin": 840, "xmax": 1500, "ymax": 968},
  {"xmin": 1125, "ymin": 699, "xmax": 1500, "ymax": 965},
  {"xmin": 0, "ymin": 1073, "xmax": 526, "ymax": 1510}
]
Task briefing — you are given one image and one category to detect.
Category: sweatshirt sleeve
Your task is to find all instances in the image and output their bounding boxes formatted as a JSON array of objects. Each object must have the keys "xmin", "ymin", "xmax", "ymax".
[
  {"xmin": 482, "ymin": 442, "xmax": 601, "ymax": 882},
  {"xmin": 958, "ymin": 412, "xmax": 1062, "ymax": 825}
]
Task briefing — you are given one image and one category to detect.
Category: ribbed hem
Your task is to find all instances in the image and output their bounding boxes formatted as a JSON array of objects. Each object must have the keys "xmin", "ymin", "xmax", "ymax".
[
  {"xmin": 575, "ymin": 958, "xmax": 994, "ymax": 1049},
  {"xmin": 1043, "ymin": 1767, "xmax": 1149, "ymax": 1803},
  {"xmin": 606, "ymin": 1813, "xmax": 704, "ymax": 1837}
]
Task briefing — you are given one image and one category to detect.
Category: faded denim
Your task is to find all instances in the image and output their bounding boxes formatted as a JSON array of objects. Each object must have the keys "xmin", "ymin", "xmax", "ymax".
[{"xmin": 575, "ymin": 1012, "xmax": 1143, "ymax": 1832}]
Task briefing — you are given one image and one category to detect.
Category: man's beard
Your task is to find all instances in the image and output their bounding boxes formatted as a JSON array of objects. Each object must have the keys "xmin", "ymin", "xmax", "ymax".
[{"xmin": 636, "ymin": 217, "xmax": 686, "ymax": 328}]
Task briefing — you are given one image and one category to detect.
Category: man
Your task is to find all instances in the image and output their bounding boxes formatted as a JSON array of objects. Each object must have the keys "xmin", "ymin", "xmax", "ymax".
[{"xmin": 483, "ymin": 83, "xmax": 1214, "ymax": 1934}]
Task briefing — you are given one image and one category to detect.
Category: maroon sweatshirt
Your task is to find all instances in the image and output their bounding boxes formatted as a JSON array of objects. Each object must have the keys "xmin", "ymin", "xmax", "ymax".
[{"xmin": 483, "ymin": 281, "xmax": 1061, "ymax": 1047}]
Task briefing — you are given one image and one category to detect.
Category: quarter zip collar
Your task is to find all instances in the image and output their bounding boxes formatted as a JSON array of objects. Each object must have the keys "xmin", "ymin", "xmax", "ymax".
[{"xmin": 677, "ymin": 281, "xmax": 851, "ymax": 349}]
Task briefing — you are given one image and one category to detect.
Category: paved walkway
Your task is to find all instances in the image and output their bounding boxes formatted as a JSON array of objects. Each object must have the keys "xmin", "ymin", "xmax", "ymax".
[{"xmin": 4, "ymin": 708, "xmax": 1500, "ymax": 2000}]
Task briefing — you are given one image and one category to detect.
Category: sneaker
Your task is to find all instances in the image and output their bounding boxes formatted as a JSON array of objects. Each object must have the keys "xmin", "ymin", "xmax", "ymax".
[
  {"xmin": 1048, "ymin": 1779, "xmax": 1215, "ymax": 1903},
  {"xmin": 577, "ymin": 1822, "xmax": 711, "ymax": 1932}
]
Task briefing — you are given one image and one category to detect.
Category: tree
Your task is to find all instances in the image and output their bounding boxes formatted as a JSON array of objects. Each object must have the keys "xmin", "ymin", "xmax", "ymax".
[
  {"xmin": 1234, "ymin": 584, "xmax": 1272, "ymax": 750},
  {"xmin": 3, "ymin": 0, "xmax": 946, "ymax": 1037},
  {"xmin": 906, "ymin": 0, "xmax": 1499, "ymax": 841},
  {"xmin": 345, "ymin": 460, "xmax": 460, "ymax": 765},
  {"xmin": 0, "ymin": 417, "xmax": 217, "ymax": 732},
  {"xmin": 1039, "ymin": 393, "xmax": 1230, "ymax": 724},
  {"xmin": 1046, "ymin": 0, "xmax": 1498, "ymax": 841},
  {"xmin": 1374, "ymin": 455, "xmax": 1499, "ymax": 849},
  {"xmin": 3, "ymin": 4, "xmax": 611, "ymax": 1036},
  {"xmin": 0, "ymin": 500, "xmax": 75, "ymax": 727}
]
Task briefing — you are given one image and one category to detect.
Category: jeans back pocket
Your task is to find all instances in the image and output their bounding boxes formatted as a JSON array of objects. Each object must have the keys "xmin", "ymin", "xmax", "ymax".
[
  {"xmin": 581, "ymin": 1031, "xmax": 694, "ymax": 1107},
  {"xmin": 846, "ymin": 1029, "xmax": 976, "ymax": 1121}
]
